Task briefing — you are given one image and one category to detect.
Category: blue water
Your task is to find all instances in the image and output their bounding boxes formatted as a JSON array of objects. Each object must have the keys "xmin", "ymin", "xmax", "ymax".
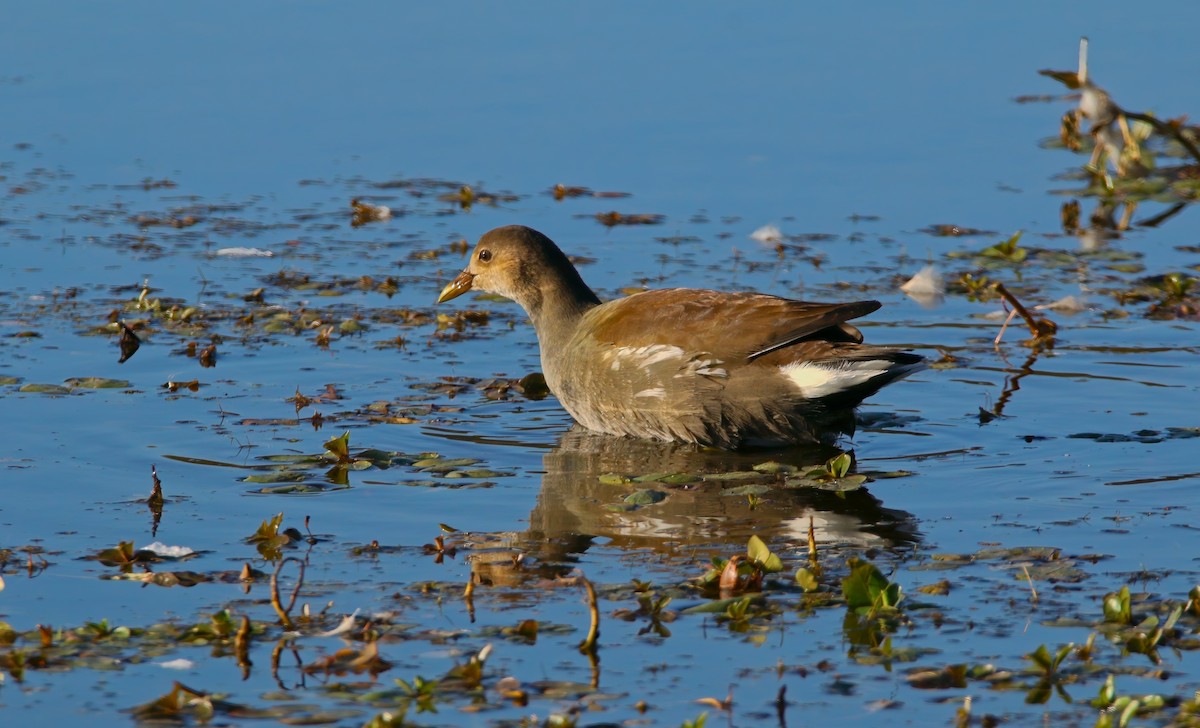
[{"xmin": 2, "ymin": 3, "xmax": 1200, "ymax": 726}]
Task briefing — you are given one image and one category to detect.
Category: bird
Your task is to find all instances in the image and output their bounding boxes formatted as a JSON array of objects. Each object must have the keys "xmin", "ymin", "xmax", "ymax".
[{"xmin": 437, "ymin": 225, "xmax": 923, "ymax": 448}]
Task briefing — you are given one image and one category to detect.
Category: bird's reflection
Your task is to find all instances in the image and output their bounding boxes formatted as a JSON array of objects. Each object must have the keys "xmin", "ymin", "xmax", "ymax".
[{"xmin": 468, "ymin": 427, "xmax": 921, "ymax": 587}]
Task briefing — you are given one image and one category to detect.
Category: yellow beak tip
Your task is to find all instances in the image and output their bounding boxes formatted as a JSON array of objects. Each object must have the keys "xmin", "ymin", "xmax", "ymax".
[{"xmin": 436, "ymin": 271, "xmax": 475, "ymax": 304}]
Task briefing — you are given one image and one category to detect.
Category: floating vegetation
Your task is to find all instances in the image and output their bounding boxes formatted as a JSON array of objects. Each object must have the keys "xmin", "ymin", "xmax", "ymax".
[
  {"xmin": 590, "ymin": 211, "xmax": 667, "ymax": 227},
  {"xmin": 550, "ymin": 183, "xmax": 632, "ymax": 200},
  {"xmin": 5, "ymin": 31, "xmax": 1200, "ymax": 728},
  {"xmin": 166, "ymin": 432, "xmax": 515, "ymax": 494},
  {"xmin": 349, "ymin": 198, "xmax": 393, "ymax": 227},
  {"xmin": 1038, "ymin": 38, "xmax": 1200, "ymax": 320}
]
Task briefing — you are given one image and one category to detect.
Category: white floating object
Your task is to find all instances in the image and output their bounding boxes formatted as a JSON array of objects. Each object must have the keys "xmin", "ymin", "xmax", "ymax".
[
  {"xmin": 158, "ymin": 658, "xmax": 195, "ymax": 670},
  {"xmin": 900, "ymin": 265, "xmax": 944, "ymax": 307},
  {"xmin": 318, "ymin": 609, "xmax": 362, "ymax": 638},
  {"xmin": 749, "ymin": 224, "xmax": 782, "ymax": 244},
  {"xmin": 215, "ymin": 247, "xmax": 274, "ymax": 257},
  {"xmin": 1038, "ymin": 295, "xmax": 1087, "ymax": 314},
  {"xmin": 978, "ymin": 309, "xmax": 1010, "ymax": 321},
  {"xmin": 141, "ymin": 542, "xmax": 196, "ymax": 559},
  {"xmin": 899, "ymin": 265, "xmax": 944, "ymax": 296}
]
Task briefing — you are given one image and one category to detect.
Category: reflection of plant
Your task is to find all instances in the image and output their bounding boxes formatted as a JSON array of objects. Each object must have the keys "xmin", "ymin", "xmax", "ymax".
[
  {"xmin": 700, "ymin": 535, "xmax": 785, "ymax": 596},
  {"xmin": 1042, "ymin": 38, "xmax": 1200, "ymax": 209},
  {"xmin": 979, "ymin": 231, "xmax": 1027, "ymax": 264},
  {"xmin": 1112, "ymin": 272, "xmax": 1199, "ymax": 320},
  {"xmin": 1096, "ymin": 584, "xmax": 1184, "ymax": 664},
  {"xmin": 1157, "ymin": 273, "xmax": 1195, "ymax": 304},
  {"xmin": 1091, "ymin": 674, "xmax": 1167, "ymax": 728},
  {"xmin": 1024, "ymin": 642, "xmax": 1075, "ymax": 705},
  {"xmin": 1122, "ymin": 606, "xmax": 1182, "ymax": 663},
  {"xmin": 380, "ymin": 644, "xmax": 493, "ymax": 717},
  {"xmin": 785, "ymin": 451, "xmax": 868, "ymax": 490},
  {"xmin": 394, "ymin": 674, "xmax": 441, "ymax": 714},
  {"xmin": 841, "ymin": 558, "xmax": 902, "ymax": 615},
  {"xmin": 614, "ymin": 590, "xmax": 677, "ymax": 638},
  {"xmin": 1103, "ymin": 586, "xmax": 1132, "ymax": 624},
  {"xmin": 722, "ymin": 595, "xmax": 754, "ymax": 631},
  {"xmin": 957, "ymin": 272, "xmax": 997, "ymax": 302},
  {"xmin": 245, "ymin": 513, "xmax": 303, "ymax": 561},
  {"xmin": 1027, "ymin": 642, "xmax": 1073, "ymax": 680},
  {"xmin": 840, "ymin": 558, "xmax": 906, "ymax": 656}
]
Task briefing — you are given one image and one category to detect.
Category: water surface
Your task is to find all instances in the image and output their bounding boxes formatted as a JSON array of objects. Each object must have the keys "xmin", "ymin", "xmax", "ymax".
[{"xmin": 2, "ymin": 4, "xmax": 1200, "ymax": 726}]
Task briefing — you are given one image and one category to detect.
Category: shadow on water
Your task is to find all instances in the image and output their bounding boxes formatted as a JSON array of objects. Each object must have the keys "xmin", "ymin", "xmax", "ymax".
[{"xmin": 467, "ymin": 428, "xmax": 924, "ymax": 583}]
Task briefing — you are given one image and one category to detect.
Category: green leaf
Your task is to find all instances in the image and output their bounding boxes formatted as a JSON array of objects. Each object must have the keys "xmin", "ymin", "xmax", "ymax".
[
  {"xmin": 18, "ymin": 383, "xmax": 71, "ymax": 394},
  {"xmin": 64, "ymin": 377, "xmax": 131, "ymax": 389},
  {"xmin": 323, "ymin": 431, "xmax": 352, "ymax": 463},
  {"xmin": 1103, "ymin": 586, "xmax": 1132, "ymax": 624},
  {"xmin": 623, "ymin": 489, "xmax": 667, "ymax": 506},
  {"xmin": 1163, "ymin": 604, "xmax": 1183, "ymax": 632},
  {"xmin": 722, "ymin": 483, "xmax": 770, "ymax": 496},
  {"xmin": 752, "ymin": 461, "xmax": 798, "ymax": 474},
  {"xmin": 980, "ymin": 230, "xmax": 1027, "ymax": 262},
  {"xmin": 842, "ymin": 558, "xmax": 901, "ymax": 612},
  {"xmin": 681, "ymin": 595, "xmax": 762, "ymax": 615},
  {"xmin": 826, "ymin": 452, "xmax": 853, "ymax": 478},
  {"xmin": 243, "ymin": 471, "xmax": 307, "ymax": 484},
  {"xmin": 746, "ymin": 535, "xmax": 783, "ymax": 573},
  {"xmin": 1091, "ymin": 674, "xmax": 1116, "ymax": 708},
  {"xmin": 795, "ymin": 567, "xmax": 818, "ymax": 592}
]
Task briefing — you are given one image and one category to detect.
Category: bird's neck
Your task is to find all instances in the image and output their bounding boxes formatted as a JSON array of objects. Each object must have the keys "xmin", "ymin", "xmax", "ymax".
[{"xmin": 526, "ymin": 278, "xmax": 600, "ymax": 353}]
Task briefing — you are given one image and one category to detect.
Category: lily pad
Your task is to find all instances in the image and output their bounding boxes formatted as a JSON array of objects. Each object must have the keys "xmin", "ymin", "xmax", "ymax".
[
  {"xmin": 243, "ymin": 471, "xmax": 308, "ymax": 484},
  {"xmin": 19, "ymin": 383, "xmax": 72, "ymax": 394},
  {"xmin": 623, "ymin": 489, "xmax": 667, "ymax": 506},
  {"xmin": 752, "ymin": 461, "xmax": 799, "ymax": 474},
  {"xmin": 64, "ymin": 377, "xmax": 131, "ymax": 389},
  {"xmin": 784, "ymin": 474, "xmax": 868, "ymax": 491},
  {"xmin": 703, "ymin": 471, "xmax": 766, "ymax": 482},
  {"xmin": 722, "ymin": 484, "xmax": 771, "ymax": 497}
]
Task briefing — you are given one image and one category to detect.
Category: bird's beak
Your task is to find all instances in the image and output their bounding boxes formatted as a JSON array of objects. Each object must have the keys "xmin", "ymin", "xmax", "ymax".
[{"xmin": 436, "ymin": 269, "xmax": 475, "ymax": 303}]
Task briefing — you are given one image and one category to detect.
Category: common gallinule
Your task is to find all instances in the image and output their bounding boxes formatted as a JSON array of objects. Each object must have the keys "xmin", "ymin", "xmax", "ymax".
[{"xmin": 437, "ymin": 225, "xmax": 922, "ymax": 448}]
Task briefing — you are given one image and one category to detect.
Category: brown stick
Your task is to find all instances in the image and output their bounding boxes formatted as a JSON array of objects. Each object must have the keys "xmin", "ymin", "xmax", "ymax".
[
  {"xmin": 1122, "ymin": 109, "xmax": 1200, "ymax": 166},
  {"xmin": 270, "ymin": 557, "xmax": 306, "ymax": 630},
  {"xmin": 235, "ymin": 615, "xmax": 253, "ymax": 676},
  {"xmin": 993, "ymin": 283, "xmax": 1057, "ymax": 341},
  {"xmin": 578, "ymin": 573, "xmax": 600, "ymax": 654}
]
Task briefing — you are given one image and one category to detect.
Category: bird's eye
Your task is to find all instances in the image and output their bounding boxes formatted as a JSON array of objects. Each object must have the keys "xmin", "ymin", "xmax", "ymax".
[{"xmin": 478, "ymin": 249, "xmax": 492, "ymax": 263}]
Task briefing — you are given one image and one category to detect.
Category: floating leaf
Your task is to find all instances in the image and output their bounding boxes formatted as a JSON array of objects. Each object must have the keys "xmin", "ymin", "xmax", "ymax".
[
  {"xmin": 752, "ymin": 461, "xmax": 798, "ymax": 474},
  {"xmin": 242, "ymin": 471, "xmax": 309, "ymax": 484},
  {"xmin": 324, "ymin": 432, "xmax": 352, "ymax": 463},
  {"xmin": 826, "ymin": 452, "xmax": 853, "ymax": 478},
  {"xmin": 1103, "ymin": 586, "xmax": 1133, "ymax": 624},
  {"xmin": 623, "ymin": 489, "xmax": 667, "ymax": 506},
  {"xmin": 916, "ymin": 580, "xmax": 952, "ymax": 596},
  {"xmin": 118, "ymin": 322, "xmax": 141, "ymax": 363},
  {"xmin": 746, "ymin": 535, "xmax": 783, "ymax": 573},
  {"xmin": 18, "ymin": 383, "xmax": 71, "ymax": 394},
  {"xmin": 842, "ymin": 558, "xmax": 902, "ymax": 613},
  {"xmin": 721, "ymin": 483, "xmax": 770, "ymax": 497},
  {"xmin": 979, "ymin": 231, "xmax": 1027, "ymax": 263}
]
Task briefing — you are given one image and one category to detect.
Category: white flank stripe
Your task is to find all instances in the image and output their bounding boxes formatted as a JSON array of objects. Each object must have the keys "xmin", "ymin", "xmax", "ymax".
[
  {"xmin": 613, "ymin": 344, "xmax": 686, "ymax": 369},
  {"xmin": 780, "ymin": 361, "xmax": 890, "ymax": 399},
  {"xmin": 638, "ymin": 345, "xmax": 686, "ymax": 367}
]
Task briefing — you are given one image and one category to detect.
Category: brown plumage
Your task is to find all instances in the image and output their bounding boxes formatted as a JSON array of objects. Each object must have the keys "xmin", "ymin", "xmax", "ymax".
[{"xmin": 438, "ymin": 225, "xmax": 922, "ymax": 448}]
